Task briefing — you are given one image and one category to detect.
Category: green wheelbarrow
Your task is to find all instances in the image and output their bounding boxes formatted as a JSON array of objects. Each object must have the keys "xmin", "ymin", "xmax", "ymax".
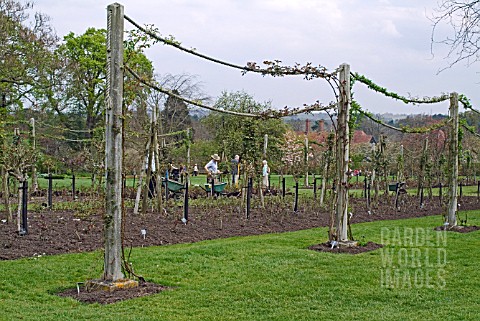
[
  {"xmin": 162, "ymin": 178, "xmax": 185, "ymax": 197},
  {"xmin": 203, "ymin": 182, "xmax": 227, "ymax": 196}
]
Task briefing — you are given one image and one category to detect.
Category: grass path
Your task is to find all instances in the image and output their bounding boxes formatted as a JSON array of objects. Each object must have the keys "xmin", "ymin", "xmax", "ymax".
[{"xmin": 0, "ymin": 212, "xmax": 479, "ymax": 320}]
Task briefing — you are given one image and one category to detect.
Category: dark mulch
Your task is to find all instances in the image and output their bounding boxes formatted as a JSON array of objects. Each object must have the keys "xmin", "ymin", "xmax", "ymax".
[
  {"xmin": 1, "ymin": 195, "xmax": 480, "ymax": 261},
  {"xmin": 308, "ymin": 241, "xmax": 383, "ymax": 254},
  {"xmin": 57, "ymin": 281, "xmax": 169, "ymax": 305},
  {"xmin": 433, "ymin": 225, "xmax": 480, "ymax": 233}
]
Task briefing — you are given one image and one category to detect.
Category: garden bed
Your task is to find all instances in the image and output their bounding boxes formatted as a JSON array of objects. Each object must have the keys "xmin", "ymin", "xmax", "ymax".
[{"xmin": 2, "ymin": 195, "xmax": 480, "ymax": 261}]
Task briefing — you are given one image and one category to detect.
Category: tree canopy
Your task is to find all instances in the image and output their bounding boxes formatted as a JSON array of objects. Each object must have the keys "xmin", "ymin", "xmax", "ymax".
[{"xmin": 203, "ymin": 91, "xmax": 287, "ymax": 171}]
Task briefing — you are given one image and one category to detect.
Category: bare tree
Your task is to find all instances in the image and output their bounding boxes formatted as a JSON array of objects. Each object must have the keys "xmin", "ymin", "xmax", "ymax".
[
  {"xmin": 431, "ymin": 0, "xmax": 480, "ymax": 69},
  {"xmin": 155, "ymin": 73, "xmax": 209, "ymax": 135}
]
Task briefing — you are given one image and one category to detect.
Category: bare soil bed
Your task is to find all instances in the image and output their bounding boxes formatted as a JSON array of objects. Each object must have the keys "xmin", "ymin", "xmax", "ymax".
[
  {"xmin": 2, "ymin": 195, "xmax": 480, "ymax": 261},
  {"xmin": 308, "ymin": 241, "xmax": 384, "ymax": 254}
]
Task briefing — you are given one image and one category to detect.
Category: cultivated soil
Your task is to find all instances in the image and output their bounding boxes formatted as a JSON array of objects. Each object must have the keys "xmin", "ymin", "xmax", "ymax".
[{"xmin": 2, "ymin": 193, "xmax": 480, "ymax": 304}]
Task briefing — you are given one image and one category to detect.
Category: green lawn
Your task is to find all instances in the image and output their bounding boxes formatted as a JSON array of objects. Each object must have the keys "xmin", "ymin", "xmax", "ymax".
[{"xmin": 0, "ymin": 212, "xmax": 479, "ymax": 320}]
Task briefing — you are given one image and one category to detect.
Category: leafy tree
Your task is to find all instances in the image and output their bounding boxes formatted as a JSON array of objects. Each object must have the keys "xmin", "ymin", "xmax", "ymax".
[
  {"xmin": 0, "ymin": 0, "xmax": 57, "ymax": 112},
  {"xmin": 0, "ymin": 0, "xmax": 56, "ymax": 221},
  {"xmin": 54, "ymin": 28, "xmax": 108, "ymax": 138},
  {"xmin": 50, "ymin": 28, "xmax": 154, "ymax": 138},
  {"xmin": 203, "ymin": 91, "xmax": 287, "ymax": 175}
]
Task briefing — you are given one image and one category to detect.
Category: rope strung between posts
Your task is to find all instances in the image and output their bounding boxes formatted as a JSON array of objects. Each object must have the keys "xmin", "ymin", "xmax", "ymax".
[
  {"xmin": 1, "ymin": 120, "xmax": 30, "ymax": 126},
  {"xmin": 125, "ymin": 65, "xmax": 337, "ymax": 118},
  {"xmin": 459, "ymin": 94, "xmax": 480, "ymax": 115},
  {"xmin": 357, "ymin": 107, "xmax": 449, "ymax": 134},
  {"xmin": 123, "ymin": 14, "xmax": 335, "ymax": 80},
  {"xmin": 461, "ymin": 122, "xmax": 480, "ymax": 139},
  {"xmin": 351, "ymin": 72, "xmax": 450, "ymax": 105},
  {"xmin": 37, "ymin": 132, "xmax": 95, "ymax": 143},
  {"xmin": 36, "ymin": 121, "xmax": 94, "ymax": 133},
  {"xmin": 157, "ymin": 128, "xmax": 189, "ymax": 138}
]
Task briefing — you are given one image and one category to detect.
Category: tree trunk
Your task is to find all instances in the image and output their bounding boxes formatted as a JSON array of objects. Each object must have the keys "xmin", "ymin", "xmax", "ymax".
[
  {"xmin": 154, "ymin": 105, "xmax": 162, "ymax": 213},
  {"xmin": 447, "ymin": 93, "xmax": 459, "ymax": 227},
  {"xmin": 304, "ymin": 135, "xmax": 309, "ymax": 187},
  {"xmin": 320, "ymin": 161, "xmax": 328, "ymax": 206},
  {"xmin": 133, "ymin": 140, "xmax": 150, "ymax": 215},
  {"xmin": 30, "ymin": 118, "xmax": 38, "ymax": 193},
  {"xmin": 417, "ymin": 139, "xmax": 428, "ymax": 197},
  {"xmin": 2, "ymin": 167, "xmax": 12, "ymax": 222},
  {"xmin": 133, "ymin": 166, "xmax": 145, "ymax": 215},
  {"xmin": 334, "ymin": 63, "xmax": 350, "ymax": 242},
  {"xmin": 103, "ymin": 3, "xmax": 124, "ymax": 281},
  {"xmin": 142, "ymin": 125, "xmax": 155, "ymax": 214},
  {"xmin": 17, "ymin": 178, "xmax": 23, "ymax": 233}
]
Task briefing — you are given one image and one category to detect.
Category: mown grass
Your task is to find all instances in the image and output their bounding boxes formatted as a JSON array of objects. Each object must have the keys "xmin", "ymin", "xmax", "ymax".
[
  {"xmin": 31, "ymin": 174, "xmax": 480, "ymax": 197},
  {"xmin": 0, "ymin": 211, "xmax": 479, "ymax": 320}
]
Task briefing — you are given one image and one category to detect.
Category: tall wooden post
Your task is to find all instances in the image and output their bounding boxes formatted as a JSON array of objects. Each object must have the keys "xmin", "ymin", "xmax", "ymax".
[
  {"xmin": 154, "ymin": 106, "xmax": 162, "ymax": 212},
  {"xmin": 187, "ymin": 128, "xmax": 191, "ymax": 168},
  {"xmin": 30, "ymin": 118, "xmax": 38, "ymax": 193},
  {"xmin": 334, "ymin": 63, "xmax": 351, "ymax": 242},
  {"xmin": 104, "ymin": 3, "xmax": 124, "ymax": 281},
  {"xmin": 417, "ymin": 139, "xmax": 428, "ymax": 198},
  {"xmin": 263, "ymin": 134, "xmax": 268, "ymax": 158},
  {"xmin": 447, "ymin": 92, "xmax": 459, "ymax": 227},
  {"xmin": 304, "ymin": 135, "xmax": 309, "ymax": 187},
  {"xmin": 1, "ymin": 167, "xmax": 12, "ymax": 222},
  {"xmin": 397, "ymin": 144, "xmax": 404, "ymax": 182},
  {"xmin": 142, "ymin": 114, "xmax": 155, "ymax": 213}
]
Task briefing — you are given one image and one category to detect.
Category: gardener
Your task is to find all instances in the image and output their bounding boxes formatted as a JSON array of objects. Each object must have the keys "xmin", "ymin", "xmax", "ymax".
[
  {"xmin": 205, "ymin": 153, "xmax": 221, "ymax": 182},
  {"xmin": 231, "ymin": 154, "xmax": 240, "ymax": 185},
  {"xmin": 262, "ymin": 159, "xmax": 270, "ymax": 190}
]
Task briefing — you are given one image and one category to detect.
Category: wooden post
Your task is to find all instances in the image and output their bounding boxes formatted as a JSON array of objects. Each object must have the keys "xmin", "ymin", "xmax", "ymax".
[
  {"xmin": 186, "ymin": 128, "xmax": 191, "ymax": 170},
  {"xmin": 263, "ymin": 134, "xmax": 268, "ymax": 158},
  {"xmin": 20, "ymin": 180, "xmax": 28, "ymax": 235},
  {"xmin": 294, "ymin": 180, "xmax": 299, "ymax": 212},
  {"xmin": 304, "ymin": 135, "xmax": 309, "ymax": 187},
  {"xmin": 1, "ymin": 167, "xmax": 12, "ymax": 222},
  {"xmin": 380, "ymin": 135, "xmax": 388, "ymax": 194},
  {"xmin": 320, "ymin": 162, "xmax": 327, "ymax": 205},
  {"xmin": 183, "ymin": 180, "xmax": 189, "ymax": 222},
  {"xmin": 334, "ymin": 63, "xmax": 351, "ymax": 242},
  {"xmin": 439, "ymin": 182, "xmax": 443, "ymax": 204},
  {"xmin": 446, "ymin": 92, "xmax": 459, "ymax": 227},
  {"xmin": 398, "ymin": 144, "xmax": 404, "ymax": 182},
  {"xmin": 72, "ymin": 174, "xmax": 76, "ymax": 200},
  {"xmin": 477, "ymin": 181, "xmax": 480, "ymax": 200},
  {"xmin": 133, "ymin": 141, "xmax": 149, "ymax": 215},
  {"xmin": 152, "ymin": 101, "xmax": 162, "ymax": 212},
  {"xmin": 417, "ymin": 139, "xmax": 428, "ymax": 198},
  {"xmin": 104, "ymin": 3, "xmax": 124, "ymax": 281},
  {"xmin": 48, "ymin": 173, "xmax": 52, "ymax": 208},
  {"xmin": 30, "ymin": 118, "xmax": 38, "ymax": 193},
  {"xmin": 142, "ymin": 122, "xmax": 155, "ymax": 213},
  {"xmin": 246, "ymin": 177, "xmax": 252, "ymax": 219}
]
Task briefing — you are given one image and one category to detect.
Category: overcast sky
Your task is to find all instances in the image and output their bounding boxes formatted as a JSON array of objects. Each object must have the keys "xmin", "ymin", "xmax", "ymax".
[{"xmin": 35, "ymin": 0, "xmax": 480, "ymax": 115}]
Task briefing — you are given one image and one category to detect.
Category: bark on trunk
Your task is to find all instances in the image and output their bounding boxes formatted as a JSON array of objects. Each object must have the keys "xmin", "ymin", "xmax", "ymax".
[
  {"xmin": 447, "ymin": 93, "xmax": 459, "ymax": 227},
  {"xmin": 334, "ymin": 63, "xmax": 350, "ymax": 242},
  {"xmin": 2, "ymin": 167, "xmax": 12, "ymax": 222}
]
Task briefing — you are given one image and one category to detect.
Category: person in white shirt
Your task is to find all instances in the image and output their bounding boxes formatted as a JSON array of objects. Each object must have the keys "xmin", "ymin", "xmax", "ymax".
[
  {"xmin": 205, "ymin": 154, "xmax": 221, "ymax": 181},
  {"xmin": 262, "ymin": 160, "xmax": 270, "ymax": 188}
]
